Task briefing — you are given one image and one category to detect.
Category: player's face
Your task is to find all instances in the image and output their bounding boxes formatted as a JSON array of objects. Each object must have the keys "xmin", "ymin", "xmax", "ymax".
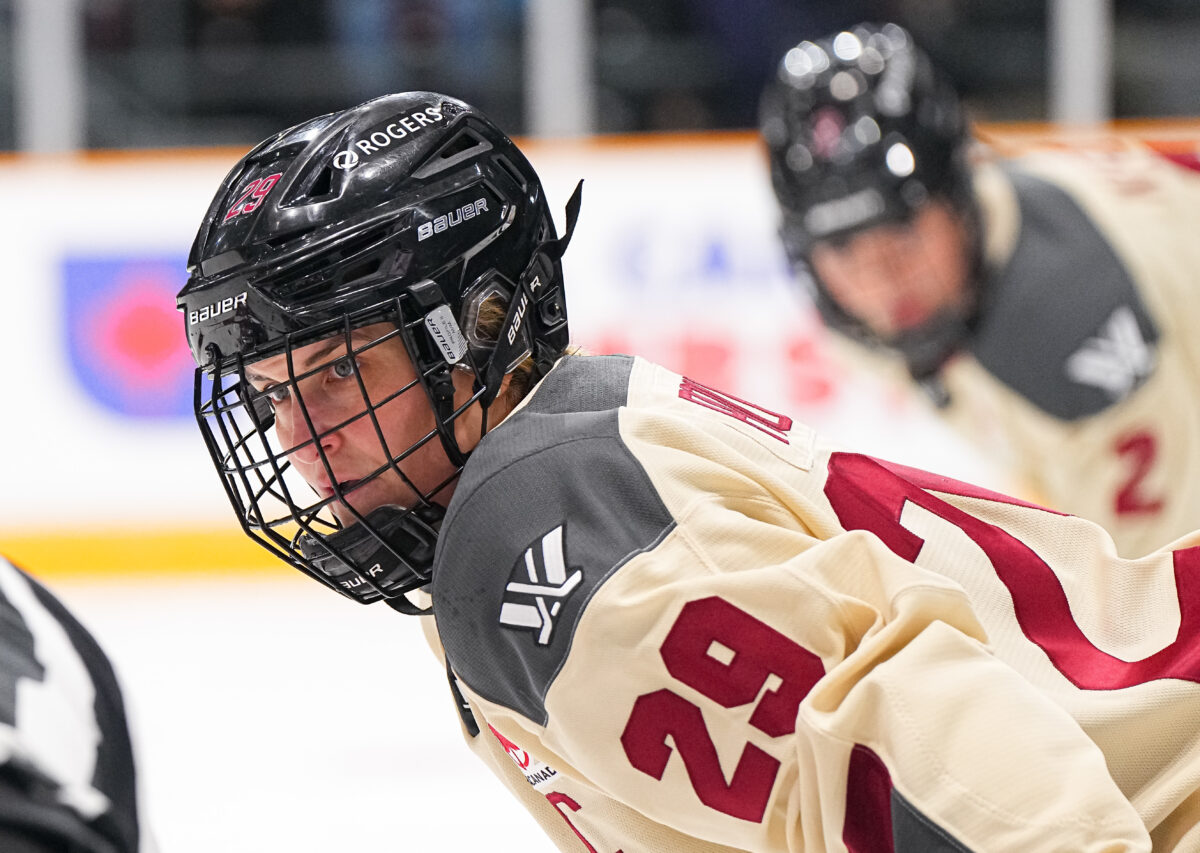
[
  {"xmin": 244, "ymin": 322, "xmax": 482, "ymax": 523},
  {"xmin": 809, "ymin": 200, "xmax": 971, "ymax": 339}
]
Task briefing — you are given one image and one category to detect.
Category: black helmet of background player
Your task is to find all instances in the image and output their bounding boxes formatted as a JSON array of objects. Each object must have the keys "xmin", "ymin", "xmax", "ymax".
[
  {"xmin": 177, "ymin": 91, "xmax": 580, "ymax": 612},
  {"xmin": 760, "ymin": 22, "xmax": 980, "ymax": 383}
]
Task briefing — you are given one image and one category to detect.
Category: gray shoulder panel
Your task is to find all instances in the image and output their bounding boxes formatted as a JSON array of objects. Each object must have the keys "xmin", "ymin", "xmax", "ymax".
[
  {"xmin": 518, "ymin": 352, "xmax": 637, "ymax": 416},
  {"xmin": 969, "ymin": 167, "xmax": 1159, "ymax": 421},
  {"xmin": 432, "ymin": 355, "xmax": 676, "ymax": 725}
]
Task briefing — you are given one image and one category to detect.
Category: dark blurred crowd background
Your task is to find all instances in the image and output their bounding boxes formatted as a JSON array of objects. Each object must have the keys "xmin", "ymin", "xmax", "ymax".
[{"xmin": 1, "ymin": 0, "xmax": 1198, "ymax": 150}]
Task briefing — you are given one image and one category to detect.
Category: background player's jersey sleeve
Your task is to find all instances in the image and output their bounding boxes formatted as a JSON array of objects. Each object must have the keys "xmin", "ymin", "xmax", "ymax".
[
  {"xmin": 432, "ymin": 357, "xmax": 1155, "ymax": 852},
  {"xmin": 940, "ymin": 150, "xmax": 1200, "ymax": 557}
]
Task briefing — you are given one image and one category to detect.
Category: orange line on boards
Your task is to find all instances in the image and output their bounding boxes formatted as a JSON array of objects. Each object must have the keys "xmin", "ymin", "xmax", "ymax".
[
  {"xmin": 0, "ymin": 118, "xmax": 1197, "ymax": 167},
  {"xmin": 0, "ymin": 528, "xmax": 283, "ymax": 579}
]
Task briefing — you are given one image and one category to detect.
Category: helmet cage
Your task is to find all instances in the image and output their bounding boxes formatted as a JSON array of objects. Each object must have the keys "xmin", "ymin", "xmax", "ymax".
[{"xmin": 194, "ymin": 297, "xmax": 489, "ymax": 607}]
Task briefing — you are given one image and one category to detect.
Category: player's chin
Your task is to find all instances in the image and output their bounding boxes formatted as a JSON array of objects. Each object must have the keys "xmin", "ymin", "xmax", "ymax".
[
  {"xmin": 889, "ymin": 304, "xmax": 935, "ymax": 331},
  {"xmin": 329, "ymin": 483, "xmax": 413, "ymax": 526},
  {"xmin": 331, "ymin": 500, "xmax": 384, "ymax": 526}
]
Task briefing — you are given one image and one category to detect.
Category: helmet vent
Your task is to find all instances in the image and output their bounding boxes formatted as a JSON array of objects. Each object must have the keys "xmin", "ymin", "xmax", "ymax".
[
  {"xmin": 493, "ymin": 154, "xmax": 528, "ymax": 192},
  {"xmin": 339, "ymin": 257, "xmax": 383, "ymax": 286},
  {"xmin": 412, "ymin": 127, "xmax": 493, "ymax": 180},
  {"xmin": 303, "ymin": 165, "xmax": 337, "ymax": 201},
  {"xmin": 259, "ymin": 220, "xmax": 399, "ymax": 299}
]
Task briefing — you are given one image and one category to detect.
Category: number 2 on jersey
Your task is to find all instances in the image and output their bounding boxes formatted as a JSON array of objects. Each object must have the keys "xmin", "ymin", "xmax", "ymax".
[{"xmin": 1114, "ymin": 429, "xmax": 1164, "ymax": 516}]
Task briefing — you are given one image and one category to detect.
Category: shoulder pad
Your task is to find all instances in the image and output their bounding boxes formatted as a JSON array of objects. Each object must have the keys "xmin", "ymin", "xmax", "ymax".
[
  {"xmin": 432, "ymin": 355, "xmax": 676, "ymax": 725},
  {"xmin": 969, "ymin": 168, "xmax": 1159, "ymax": 421}
]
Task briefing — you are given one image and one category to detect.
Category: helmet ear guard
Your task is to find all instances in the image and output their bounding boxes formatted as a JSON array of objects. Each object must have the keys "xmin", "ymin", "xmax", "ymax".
[{"xmin": 478, "ymin": 179, "xmax": 582, "ymax": 406}]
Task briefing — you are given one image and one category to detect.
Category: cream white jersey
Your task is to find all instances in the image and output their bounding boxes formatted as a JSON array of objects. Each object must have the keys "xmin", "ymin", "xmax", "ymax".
[
  {"xmin": 423, "ymin": 354, "xmax": 1200, "ymax": 852},
  {"xmin": 929, "ymin": 147, "xmax": 1200, "ymax": 557}
]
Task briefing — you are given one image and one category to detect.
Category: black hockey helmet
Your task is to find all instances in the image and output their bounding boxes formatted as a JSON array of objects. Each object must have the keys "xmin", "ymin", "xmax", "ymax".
[
  {"xmin": 177, "ymin": 91, "xmax": 580, "ymax": 611},
  {"xmin": 760, "ymin": 23, "xmax": 978, "ymax": 379}
]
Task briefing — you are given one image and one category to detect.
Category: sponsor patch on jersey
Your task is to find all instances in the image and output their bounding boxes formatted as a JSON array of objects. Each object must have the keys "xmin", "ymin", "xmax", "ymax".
[
  {"xmin": 488, "ymin": 725, "xmax": 559, "ymax": 787},
  {"xmin": 497, "ymin": 525, "xmax": 583, "ymax": 646},
  {"xmin": 433, "ymin": 357, "xmax": 678, "ymax": 725}
]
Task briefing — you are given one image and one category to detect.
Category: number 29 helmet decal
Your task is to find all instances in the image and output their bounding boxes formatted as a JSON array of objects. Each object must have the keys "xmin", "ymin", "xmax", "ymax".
[{"xmin": 177, "ymin": 92, "xmax": 580, "ymax": 612}]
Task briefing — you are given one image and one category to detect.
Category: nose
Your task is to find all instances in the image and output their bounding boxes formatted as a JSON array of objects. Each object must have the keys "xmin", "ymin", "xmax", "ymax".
[
  {"xmin": 276, "ymin": 396, "xmax": 343, "ymax": 466},
  {"xmin": 833, "ymin": 242, "xmax": 915, "ymax": 303},
  {"xmin": 853, "ymin": 233, "xmax": 912, "ymax": 279},
  {"xmin": 853, "ymin": 242, "xmax": 930, "ymax": 313}
]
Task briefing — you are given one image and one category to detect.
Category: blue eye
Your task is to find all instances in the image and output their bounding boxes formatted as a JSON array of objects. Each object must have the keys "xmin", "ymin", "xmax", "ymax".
[
  {"xmin": 331, "ymin": 357, "xmax": 357, "ymax": 379},
  {"xmin": 264, "ymin": 384, "xmax": 291, "ymax": 404}
]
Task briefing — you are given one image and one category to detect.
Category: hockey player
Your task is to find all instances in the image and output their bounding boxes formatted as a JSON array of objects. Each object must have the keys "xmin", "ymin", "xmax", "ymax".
[
  {"xmin": 178, "ymin": 91, "xmax": 1200, "ymax": 851},
  {"xmin": 0, "ymin": 556, "xmax": 152, "ymax": 853},
  {"xmin": 759, "ymin": 22, "xmax": 1200, "ymax": 558}
]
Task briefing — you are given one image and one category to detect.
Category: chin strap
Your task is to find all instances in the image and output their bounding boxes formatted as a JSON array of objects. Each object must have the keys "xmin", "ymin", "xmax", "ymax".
[
  {"xmin": 891, "ymin": 309, "xmax": 971, "ymax": 384},
  {"xmin": 428, "ymin": 362, "xmax": 470, "ymax": 468},
  {"xmin": 903, "ymin": 210, "xmax": 988, "ymax": 408},
  {"xmin": 385, "ymin": 592, "xmax": 432, "ymax": 616},
  {"xmin": 444, "ymin": 661, "xmax": 480, "ymax": 737},
  {"xmin": 296, "ymin": 502, "xmax": 443, "ymax": 608}
]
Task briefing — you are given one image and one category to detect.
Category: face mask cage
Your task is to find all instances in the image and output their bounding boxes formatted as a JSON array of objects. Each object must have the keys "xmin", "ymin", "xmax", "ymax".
[
  {"xmin": 790, "ymin": 178, "xmax": 983, "ymax": 364},
  {"xmin": 193, "ymin": 298, "xmax": 491, "ymax": 606}
]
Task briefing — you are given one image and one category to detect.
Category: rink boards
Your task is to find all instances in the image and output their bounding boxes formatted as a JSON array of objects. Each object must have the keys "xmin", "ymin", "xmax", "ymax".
[{"xmin": 2, "ymin": 120, "xmax": 1197, "ymax": 578}]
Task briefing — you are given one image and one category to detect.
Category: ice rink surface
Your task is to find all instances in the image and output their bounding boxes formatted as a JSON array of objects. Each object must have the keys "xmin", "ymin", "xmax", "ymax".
[{"xmin": 52, "ymin": 572, "xmax": 552, "ymax": 853}]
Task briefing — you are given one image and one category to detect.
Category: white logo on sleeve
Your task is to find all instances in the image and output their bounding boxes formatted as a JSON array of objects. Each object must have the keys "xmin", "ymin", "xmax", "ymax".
[
  {"xmin": 498, "ymin": 525, "xmax": 582, "ymax": 645},
  {"xmin": 1065, "ymin": 305, "xmax": 1156, "ymax": 400}
]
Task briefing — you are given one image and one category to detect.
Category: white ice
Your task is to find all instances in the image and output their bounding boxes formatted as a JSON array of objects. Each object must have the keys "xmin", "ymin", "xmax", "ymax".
[{"xmin": 53, "ymin": 573, "xmax": 552, "ymax": 853}]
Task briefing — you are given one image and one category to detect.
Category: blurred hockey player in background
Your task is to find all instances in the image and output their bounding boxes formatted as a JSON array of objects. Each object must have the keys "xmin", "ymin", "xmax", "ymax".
[
  {"xmin": 179, "ymin": 91, "xmax": 1200, "ymax": 850},
  {"xmin": 0, "ymin": 556, "xmax": 151, "ymax": 853},
  {"xmin": 760, "ymin": 22, "xmax": 1200, "ymax": 557}
]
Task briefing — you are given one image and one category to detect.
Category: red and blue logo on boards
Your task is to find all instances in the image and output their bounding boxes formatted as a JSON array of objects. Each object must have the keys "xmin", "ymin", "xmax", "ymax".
[{"xmin": 63, "ymin": 255, "xmax": 194, "ymax": 418}]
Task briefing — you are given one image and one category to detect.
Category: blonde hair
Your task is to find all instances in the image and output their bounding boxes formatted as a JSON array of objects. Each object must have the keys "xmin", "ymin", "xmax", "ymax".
[{"xmin": 468, "ymin": 293, "xmax": 578, "ymax": 412}]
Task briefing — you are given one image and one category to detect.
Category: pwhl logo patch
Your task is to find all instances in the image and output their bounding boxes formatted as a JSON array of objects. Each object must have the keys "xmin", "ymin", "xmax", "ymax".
[
  {"xmin": 1065, "ymin": 304, "xmax": 1156, "ymax": 401},
  {"xmin": 63, "ymin": 255, "xmax": 194, "ymax": 418},
  {"xmin": 498, "ymin": 525, "xmax": 582, "ymax": 646}
]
